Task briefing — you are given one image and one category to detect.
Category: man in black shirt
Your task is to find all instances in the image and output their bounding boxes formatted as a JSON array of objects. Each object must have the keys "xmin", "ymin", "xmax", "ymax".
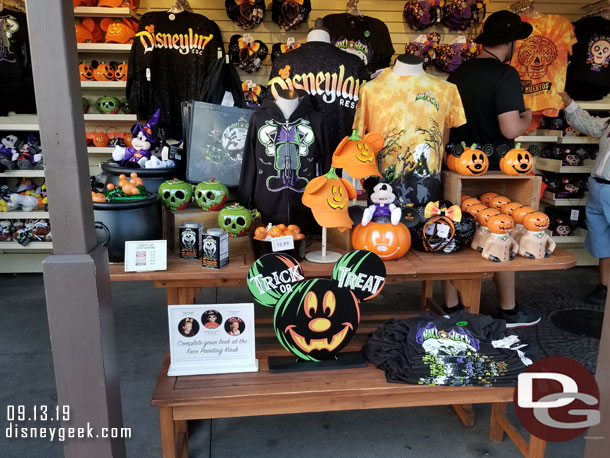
[{"xmin": 445, "ymin": 11, "xmax": 540, "ymax": 329}]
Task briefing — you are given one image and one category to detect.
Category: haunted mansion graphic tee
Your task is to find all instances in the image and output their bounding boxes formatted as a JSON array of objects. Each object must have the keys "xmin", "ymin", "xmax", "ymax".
[
  {"xmin": 127, "ymin": 11, "xmax": 223, "ymax": 137},
  {"xmin": 566, "ymin": 16, "xmax": 610, "ymax": 101},
  {"xmin": 267, "ymin": 41, "xmax": 368, "ymax": 153},
  {"xmin": 0, "ymin": 9, "xmax": 36, "ymax": 115},
  {"xmin": 322, "ymin": 13, "xmax": 395, "ymax": 76},
  {"xmin": 353, "ymin": 69, "xmax": 466, "ymax": 205},
  {"xmin": 510, "ymin": 14, "xmax": 576, "ymax": 118},
  {"xmin": 238, "ymin": 96, "xmax": 330, "ymax": 233}
]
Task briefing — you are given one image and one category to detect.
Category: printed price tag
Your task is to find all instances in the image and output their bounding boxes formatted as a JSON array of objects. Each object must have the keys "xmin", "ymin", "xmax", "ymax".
[
  {"xmin": 570, "ymin": 209, "xmax": 580, "ymax": 221},
  {"xmin": 146, "ymin": 68, "xmax": 151, "ymax": 81},
  {"xmin": 221, "ymin": 91, "xmax": 235, "ymax": 107},
  {"xmin": 246, "ymin": 79, "xmax": 255, "ymax": 89},
  {"xmin": 287, "ymin": 37, "xmax": 295, "ymax": 47},
  {"xmin": 271, "ymin": 236, "xmax": 294, "ymax": 252},
  {"xmin": 244, "ymin": 34, "xmax": 253, "ymax": 45},
  {"xmin": 425, "ymin": 224, "xmax": 435, "ymax": 236},
  {"xmin": 437, "ymin": 224, "xmax": 451, "ymax": 239},
  {"xmin": 161, "ymin": 146, "xmax": 169, "ymax": 162}
]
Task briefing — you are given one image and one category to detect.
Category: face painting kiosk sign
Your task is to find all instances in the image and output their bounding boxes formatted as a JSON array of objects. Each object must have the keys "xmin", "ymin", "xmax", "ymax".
[
  {"xmin": 247, "ymin": 250, "xmax": 386, "ymax": 372},
  {"xmin": 167, "ymin": 303, "xmax": 258, "ymax": 376}
]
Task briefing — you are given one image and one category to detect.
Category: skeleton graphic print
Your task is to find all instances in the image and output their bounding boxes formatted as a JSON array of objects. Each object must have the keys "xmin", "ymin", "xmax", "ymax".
[
  {"xmin": 586, "ymin": 35, "xmax": 610, "ymax": 71},
  {"xmin": 257, "ymin": 119, "xmax": 315, "ymax": 192},
  {"xmin": 511, "ymin": 15, "xmax": 576, "ymax": 117},
  {"xmin": 0, "ymin": 14, "xmax": 19, "ymax": 63}
]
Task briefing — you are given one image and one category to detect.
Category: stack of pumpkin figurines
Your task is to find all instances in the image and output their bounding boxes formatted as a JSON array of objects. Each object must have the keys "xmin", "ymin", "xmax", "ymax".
[{"xmin": 461, "ymin": 192, "xmax": 556, "ymax": 262}]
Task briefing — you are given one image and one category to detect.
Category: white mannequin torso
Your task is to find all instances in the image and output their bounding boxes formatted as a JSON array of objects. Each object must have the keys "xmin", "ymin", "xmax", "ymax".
[
  {"xmin": 393, "ymin": 59, "xmax": 425, "ymax": 77},
  {"xmin": 275, "ymin": 95, "xmax": 300, "ymax": 120}
]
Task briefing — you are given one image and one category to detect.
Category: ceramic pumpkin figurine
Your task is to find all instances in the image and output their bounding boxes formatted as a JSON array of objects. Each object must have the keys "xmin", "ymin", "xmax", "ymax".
[
  {"xmin": 79, "ymin": 63, "xmax": 94, "ymax": 81},
  {"xmin": 465, "ymin": 203, "xmax": 488, "ymax": 222},
  {"xmin": 247, "ymin": 251, "xmax": 386, "ymax": 362},
  {"xmin": 501, "ymin": 201, "xmax": 524, "ymax": 217},
  {"xmin": 450, "ymin": 143, "xmax": 494, "ymax": 176},
  {"xmin": 489, "ymin": 195, "xmax": 511, "ymax": 211},
  {"xmin": 482, "ymin": 213, "xmax": 519, "ymax": 262},
  {"xmin": 518, "ymin": 212, "xmax": 556, "ymax": 259},
  {"xmin": 511, "ymin": 205, "xmax": 536, "ymax": 244},
  {"xmin": 499, "ymin": 143, "xmax": 539, "ymax": 176},
  {"xmin": 461, "ymin": 197, "xmax": 482, "ymax": 212},
  {"xmin": 93, "ymin": 63, "xmax": 115, "ymax": 82},
  {"xmin": 114, "ymin": 62, "xmax": 128, "ymax": 82},
  {"xmin": 471, "ymin": 207, "xmax": 500, "ymax": 252},
  {"xmin": 352, "ymin": 221, "xmax": 411, "ymax": 260},
  {"xmin": 480, "ymin": 192, "xmax": 499, "ymax": 206}
]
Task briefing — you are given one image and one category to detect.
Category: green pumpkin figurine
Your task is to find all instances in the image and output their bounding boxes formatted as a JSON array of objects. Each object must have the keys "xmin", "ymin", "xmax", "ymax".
[
  {"xmin": 194, "ymin": 178, "xmax": 228, "ymax": 212},
  {"xmin": 218, "ymin": 203, "xmax": 252, "ymax": 237},
  {"xmin": 158, "ymin": 178, "xmax": 193, "ymax": 211}
]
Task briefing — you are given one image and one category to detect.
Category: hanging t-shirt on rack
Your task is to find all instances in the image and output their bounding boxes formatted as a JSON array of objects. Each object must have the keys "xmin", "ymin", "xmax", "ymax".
[
  {"xmin": 0, "ymin": 9, "xmax": 36, "ymax": 115},
  {"xmin": 565, "ymin": 15, "xmax": 610, "ymax": 101},
  {"xmin": 127, "ymin": 11, "xmax": 223, "ymax": 138},
  {"xmin": 267, "ymin": 41, "xmax": 368, "ymax": 153},
  {"xmin": 353, "ymin": 68, "xmax": 466, "ymax": 205},
  {"xmin": 238, "ymin": 95, "xmax": 330, "ymax": 233},
  {"xmin": 322, "ymin": 13, "xmax": 395, "ymax": 76},
  {"xmin": 510, "ymin": 14, "xmax": 576, "ymax": 129}
]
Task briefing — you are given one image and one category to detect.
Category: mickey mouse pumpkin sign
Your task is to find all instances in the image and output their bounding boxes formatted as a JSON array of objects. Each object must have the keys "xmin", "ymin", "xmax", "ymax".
[{"xmin": 247, "ymin": 250, "xmax": 386, "ymax": 370}]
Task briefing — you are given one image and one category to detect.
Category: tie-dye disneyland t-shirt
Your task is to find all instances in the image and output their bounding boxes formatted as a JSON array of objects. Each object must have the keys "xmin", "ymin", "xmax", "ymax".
[{"xmin": 353, "ymin": 69, "xmax": 466, "ymax": 205}]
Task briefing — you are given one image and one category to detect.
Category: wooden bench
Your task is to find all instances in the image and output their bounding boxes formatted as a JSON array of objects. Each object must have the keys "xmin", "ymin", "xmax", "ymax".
[
  {"xmin": 151, "ymin": 347, "xmax": 546, "ymax": 458},
  {"xmin": 110, "ymin": 246, "xmax": 575, "ymax": 458}
]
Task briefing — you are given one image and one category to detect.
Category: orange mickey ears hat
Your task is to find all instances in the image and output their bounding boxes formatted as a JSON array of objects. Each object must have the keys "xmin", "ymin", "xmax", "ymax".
[
  {"xmin": 302, "ymin": 168, "xmax": 357, "ymax": 231},
  {"xmin": 331, "ymin": 130, "xmax": 384, "ymax": 179}
]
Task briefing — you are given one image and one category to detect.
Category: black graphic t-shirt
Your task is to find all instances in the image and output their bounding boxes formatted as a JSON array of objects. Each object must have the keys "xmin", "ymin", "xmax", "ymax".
[
  {"xmin": 322, "ymin": 13, "xmax": 395, "ymax": 76},
  {"xmin": 364, "ymin": 311, "xmax": 540, "ymax": 387},
  {"xmin": 127, "ymin": 11, "xmax": 224, "ymax": 138},
  {"xmin": 0, "ymin": 10, "xmax": 36, "ymax": 115},
  {"xmin": 238, "ymin": 95, "xmax": 330, "ymax": 233},
  {"xmin": 267, "ymin": 41, "xmax": 368, "ymax": 153},
  {"xmin": 566, "ymin": 16, "xmax": 610, "ymax": 101},
  {"xmin": 448, "ymin": 58, "xmax": 526, "ymax": 166}
]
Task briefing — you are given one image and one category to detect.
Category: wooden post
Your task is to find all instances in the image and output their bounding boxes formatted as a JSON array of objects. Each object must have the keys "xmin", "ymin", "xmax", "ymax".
[{"xmin": 25, "ymin": 1, "xmax": 125, "ymax": 457}]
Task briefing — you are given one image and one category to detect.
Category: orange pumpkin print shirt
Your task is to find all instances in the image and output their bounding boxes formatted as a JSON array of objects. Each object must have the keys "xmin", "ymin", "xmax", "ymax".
[
  {"xmin": 511, "ymin": 15, "xmax": 577, "ymax": 117},
  {"xmin": 353, "ymin": 69, "xmax": 466, "ymax": 205}
]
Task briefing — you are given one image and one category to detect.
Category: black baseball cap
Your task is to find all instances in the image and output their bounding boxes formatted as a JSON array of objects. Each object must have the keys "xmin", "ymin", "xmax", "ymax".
[{"xmin": 475, "ymin": 10, "xmax": 533, "ymax": 46}]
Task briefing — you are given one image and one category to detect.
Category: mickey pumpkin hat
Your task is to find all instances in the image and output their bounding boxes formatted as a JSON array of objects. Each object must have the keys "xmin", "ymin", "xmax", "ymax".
[
  {"xmin": 302, "ymin": 168, "xmax": 357, "ymax": 231},
  {"xmin": 331, "ymin": 130, "xmax": 384, "ymax": 179}
]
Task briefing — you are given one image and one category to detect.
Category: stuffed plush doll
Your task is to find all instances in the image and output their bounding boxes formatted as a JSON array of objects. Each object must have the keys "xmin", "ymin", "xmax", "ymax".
[
  {"xmin": 518, "ymin": 212, "xmax": 556, "ymax": 259},
  {"xmin": 482, "ymin": 213, "xmax": 519, "ymax": 262},
  {"xmin": 0, "ymin": 135, "xmax": 20, "ymax": 171},
  {"xmin": 361, "ymin": 183, "xmax": 402, "ymax": 226}
]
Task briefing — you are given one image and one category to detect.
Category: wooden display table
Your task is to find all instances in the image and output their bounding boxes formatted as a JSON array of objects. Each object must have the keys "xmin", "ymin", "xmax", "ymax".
[{"xmin": 109, "ymin": 245, "xmax": 576, "ymax": 315}]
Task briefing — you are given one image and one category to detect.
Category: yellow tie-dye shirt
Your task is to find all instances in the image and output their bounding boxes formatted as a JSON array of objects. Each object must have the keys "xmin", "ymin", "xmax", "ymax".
[{"xmin": 353, "ymin": 69, "xmax": 466, "ymax": 204}]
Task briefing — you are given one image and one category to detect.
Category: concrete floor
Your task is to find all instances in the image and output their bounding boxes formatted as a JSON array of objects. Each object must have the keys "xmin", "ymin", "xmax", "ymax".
[{"xmin": 0, "ymin": 266, "xmax": 602, "ymax": 458}]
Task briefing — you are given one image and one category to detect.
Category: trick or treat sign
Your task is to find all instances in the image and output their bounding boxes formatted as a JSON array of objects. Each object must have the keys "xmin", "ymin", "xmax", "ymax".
[
  {"xmin": 167, "ymin": 303, "xmax": 258, "ymax": 376},
  {"xmin": 247, "ymin": 251, "xmax": 386, "ymax": 362}
]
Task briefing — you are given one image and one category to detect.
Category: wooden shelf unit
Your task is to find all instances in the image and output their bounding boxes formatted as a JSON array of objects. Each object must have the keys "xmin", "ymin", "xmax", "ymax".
[
  {"xmin": 0, "ymin": 242, "xmax": 53, "ymax": 251},
  {"xmin": 77, "ymin": 43, "xmax": 132, "ymax": 53},
  {"xmin": 2, "ymin": 211, "xmax": 49, "ymax": 219},
  {"xmin": 0, "ymin": 170, "xmax": 46, "ymax": 178},
  {"xmin": 0, "ymin": 114, "xmax": 39, "ymax": 131},
  {"xmin": 73, "ymin": 6, "xmax": 139, "ymax": 19},
  {"xmin": 81, "ymin": 81, "xmax": 127, "ymax": 89},
  {"xmin": 84, "ymin": 113, "xmax": 137, "ymax": 121},
  {"xmin": 535, "ymin": 158, "xmax": 595, "ymax": 174}
]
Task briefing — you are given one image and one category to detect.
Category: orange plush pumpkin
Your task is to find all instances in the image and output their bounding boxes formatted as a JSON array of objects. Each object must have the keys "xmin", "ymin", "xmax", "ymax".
[
  {"xmin": 480, "ymin": 192, "xmax": 499, "ymax": 206},
  {"xmin": 487, "ymin": 213, "xmax": 515, "ymax": 234},
  {"xmin": 522, "ymin": 211, "xmax": 550, "ymax": 232},
  {"xmin": 512, "ymin": 206, "xmax": 536, "ymax": 225},
  {"xmin": 453, "ymin": 144, "xmax": 493, "ymax": 176},
  {"xmin": 499, "ymin": 143, "xmax": 537, "ymax": 176},
  {"xmin": 352, "ymin": 221, "xmax": 411, "ymax": 260},
  {"xmin": 489, "ymin": 195, "xmax": 511, "ymax": 211},
  {"xmin": 461, "ymin": 197, "xmax": 482, "ymax": 212}
]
